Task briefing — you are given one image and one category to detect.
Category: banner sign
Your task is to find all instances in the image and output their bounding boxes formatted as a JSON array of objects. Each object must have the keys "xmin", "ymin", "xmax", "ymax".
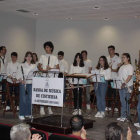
[{"xmin": 32, "ymin": 77, "xmax": 64, "ymax": 107}]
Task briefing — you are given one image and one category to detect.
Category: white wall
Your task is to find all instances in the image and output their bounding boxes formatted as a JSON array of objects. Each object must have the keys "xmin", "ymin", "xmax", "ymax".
[
  {"xmin": 0, "ymin": 12, "xmax": 36, "ymax": 63},
  {"xmin": 35, "ymin": 19, "xmax": 140, "ymax": 69}
]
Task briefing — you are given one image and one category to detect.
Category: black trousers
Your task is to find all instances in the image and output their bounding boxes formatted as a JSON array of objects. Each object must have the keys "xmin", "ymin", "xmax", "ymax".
[{"xmin": 73, "ymin": 87, "xmax": 83, "ymax": 109}]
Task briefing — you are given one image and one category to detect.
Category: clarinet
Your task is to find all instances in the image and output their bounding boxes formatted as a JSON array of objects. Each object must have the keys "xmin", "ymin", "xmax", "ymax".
[{"xmin": 21, "ymin": 66, "xmax": 28, "ymax": 95}]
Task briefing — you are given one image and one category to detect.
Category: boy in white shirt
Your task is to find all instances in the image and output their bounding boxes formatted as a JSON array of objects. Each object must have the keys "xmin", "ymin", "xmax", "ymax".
[
  {"xmin": 38, "ymin": 41, "xmax": 59, "ymax": 115},
  {"xmin": 106, "ymin": 45, "xmax": 121, "ymax": 111},
  {"xmin": 81, "ymin": 50, "xmax": 92, "ymax": 110},
  {"xmin": 0, "ymin": 46, "xmax": 7, "ymax": 103},
  {"xmin": 58, "ymin": 51, "xmax": 69, "ymax": 105},
  {"xmin": 6, "ymin": 52, "xmax": 20, "ymax": 110}
]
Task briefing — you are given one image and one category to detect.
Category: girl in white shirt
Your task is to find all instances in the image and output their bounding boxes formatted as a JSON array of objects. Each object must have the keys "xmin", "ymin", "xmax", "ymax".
[
  {"xmin": 16, "ymin": 52, "xmax": 37, "ymax": 120},
  {"xmin": 33, "ymin": 53, "xmax": 39, "ymax": 67},
  {"xmin": 94, "ymin": 56, "xmax": 111, "ymax": 118},
  {"xmin": 117, "ymin": 53, "xmax": 134, "ymax": 122},
  {"xmin": 69, "ymin": 53, "xmax": 86, "ymax": 115}
]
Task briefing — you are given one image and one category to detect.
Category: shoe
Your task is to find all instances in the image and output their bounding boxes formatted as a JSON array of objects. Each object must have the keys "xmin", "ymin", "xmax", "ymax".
[
  {"xmin": 105, "ymin": 107, "xmax": 112, "ymax": 111},
  {"xmin": 6, "ymin": 106, "xmax": 10, "ymax": 111},
  {"xmin": 95, "ymin": 112, "xmax": 101, "ymax": 117},
  {"xmin": 48, "ymin": 107, "xmax": 53, "ymax": 115},
  {"xmin": 114, "ymin": 108, "xmax": 118, "ymax": 112},
  {"xmin": 120, "ymin": 118, "xmax": 126, "ymax": 122},
  {"xmin": 19, "ymin": 116, "xmax": 25, "ymax": 120},
  {"xmin": 79, "ymin": 109, "xmax": 82, "ymax": 115},
  {"xmin": 137, "ymin": 130, "xmax": 140, "ymax": 135},
  {"xmin": 101, "ymin": 112, "xmax": 105, "ymax": 118},
  {"xmin": 40, "ymin": 107, "xmax": 45, "ymax": 115},
  {"xmin": 17, "ymin": 106, "xmax": 19, "ymax": 111},
  {"xmin": 72, "ymin": 109, "xmax": 78, "ymax": 115},
  {"xmin": 86, "ymin": 104, "xmax": 91, "ymax": 110},
  {"xmin": 28, "ymin": 115, "xmax": 33, "ymax": 119},
  {"xmin": 117, "ymin": 118, "xmax": 121, "ymax": 121},
  {"xmin": 134, "ymin": 123, "xmax": 140, "ymax": 128},
  {"xmin": 105, "ymin": 107, "xmax": 108, "ymax": 111},
  {"xmin": 98, "ymin": 113, "xmax": 104, "ymax": 118},
  {"xmin": 109, "ymin": 107, "xmax": 112, "ymax": 110}
]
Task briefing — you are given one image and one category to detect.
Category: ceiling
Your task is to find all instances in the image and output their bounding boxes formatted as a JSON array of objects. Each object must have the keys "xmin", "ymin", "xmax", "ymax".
[{"xmin": 1, "ymin": 0, "xmax": 140, "ymax": 20}]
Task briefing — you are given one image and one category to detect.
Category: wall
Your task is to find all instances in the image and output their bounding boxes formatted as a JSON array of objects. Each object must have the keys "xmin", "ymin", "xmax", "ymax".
[
  {"xmin": 35, "ymin": 19, "xmax": 140, "ymax": 69},
  {"xmin": 0, "ymin": 12, "xmax": 36, "ymax": 63}
]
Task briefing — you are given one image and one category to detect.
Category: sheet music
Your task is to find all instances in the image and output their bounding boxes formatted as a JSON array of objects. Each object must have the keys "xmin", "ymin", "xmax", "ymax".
[
  {"xmin": 91, "ymin": 70, "xmax": 105, "ymax": 82},
  {"xmin": 73, "ymin": 78, "xmax": 87, "ymax": 85},
  {"xmin": 74, "ymin": 73, "xmax": 93, "ymax": 77},
  {"xmin": 112, "ymin": 77, "xmax": 122, "ymax": 89}
]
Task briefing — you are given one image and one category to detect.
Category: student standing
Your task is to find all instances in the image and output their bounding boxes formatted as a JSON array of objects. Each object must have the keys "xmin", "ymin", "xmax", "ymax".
[
  {"xmin": 16, "ymin": 52, "xmax": 37, "ymax": 120},
  {"xmin": 6, "ymin": 52, "xmax": 20, "ymax": 110},
  {"xmin": 38, "ymin": 41, "xmax": 59, "ymax": 115}
]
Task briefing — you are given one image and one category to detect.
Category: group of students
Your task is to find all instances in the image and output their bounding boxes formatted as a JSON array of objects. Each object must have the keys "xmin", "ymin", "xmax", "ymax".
[{"xmin": 0, "ymin": 42, "xmax": 140, "ymax": 132}]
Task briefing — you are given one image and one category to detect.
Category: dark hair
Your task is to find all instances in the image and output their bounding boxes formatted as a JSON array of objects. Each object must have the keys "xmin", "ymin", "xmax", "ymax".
[
  {"xmin": 73, "ymin": 53, "xmax": 84, "ymax": 67},
  {"xmin": 23, "ymin": 51, "xmax": 34, "ymax": 64},
  {"xmin": 122, "ymin": 53, "xmax": 131, "ymax": 64},
  {"xmin": 43, "ymin": 41, "xmax": 54, "ymax": 52},
  {"xmin": 115, "ymin": 53, "xmax": 119, "ymax": 57},
  {"xmin": 96, "ymin": 56, "xmax": 109, "ymax": 70},
  {"xmin": 58, "ymin": 51, "xmax": 64, "ymax": 56},
  {"xmin": 105, "ymin": 122, "xmax": 123, "ymax": 140},
  {"xmin": 0, "ymin": 46, "xmax": 6, "ymax": 52},
  {"xmin": 11, "ymin": 52, "xmax": 18, "ymax": 57},
  {"xmin": 70, "ymin": 115, "xmax": 84, "ymax": 132},
  {"xmin": 33, "ymin": 53, "xmax": 38, "ymax": 61},
  {"xmin": 81, "ymin": 50, "xmax": 87, "ymax": 55},
  {"xmin": 108, "ymin": 45, "xmax": 115, "ymax": 50}
]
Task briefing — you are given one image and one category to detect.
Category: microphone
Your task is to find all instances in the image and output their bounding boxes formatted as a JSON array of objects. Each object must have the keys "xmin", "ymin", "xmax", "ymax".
[{"xmin": 48, "ymin": 56, "xmax": 50, "ymax": 66}]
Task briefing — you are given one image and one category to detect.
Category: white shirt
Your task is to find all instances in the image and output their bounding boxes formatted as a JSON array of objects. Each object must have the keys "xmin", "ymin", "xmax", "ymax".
[
  {"xmin": 16, "ymin": 62, "xmax": 37, "ymax": 84},
  {"xmin": 84, "ymin": 59, "xmax": 92, "ymax": 73},
  {"xmin": 97, "ymin": 68, "xmax": 112, "ymax": 80},
  {"xmin": 107, "ymin": 55, "xmax": 121, "ymax": 78},
  {"xmin": 39, "ymin": 54, "xmax": 59, "ymax": 78},
  {"xmin": 59, "ymin": 59, "xmax": 69, "ymax": 73},
  {"xmin": 0, "ymin": 55, "xmax": 7, "ymax": 79},
  {"xmin": 69, "ymin": 64, "xmax": 86, "ymax": 84},
  {"xmin": 6, "ymin": 61, "xmax": 20, "ymax": 83},
  {"xmin": 118, "ymin": 64, "xmax": 134, "ymax": 86},
  {"xmin": 39, "ymin": 54, "xmax": 59, "ymax": 70}
]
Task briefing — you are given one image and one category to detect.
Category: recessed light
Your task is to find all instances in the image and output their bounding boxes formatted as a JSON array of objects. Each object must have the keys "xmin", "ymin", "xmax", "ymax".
[
  {"xmin": 104, "ymin": 18, "xmax": 109, "ymax": 20},
  {"xmin": 33, "ymin": 13, "xmax": 38, "ymax": 15},
  {"xmin": 135, "ymin": 15, "xmax": 140, "ymax": 18},
  {"xmin": 67, "ymin": 17, "xmax": 72, "ymax": 20},
  {"xmin": 93, "ymin": 6, "xmax": 100, "ymax": 9}
]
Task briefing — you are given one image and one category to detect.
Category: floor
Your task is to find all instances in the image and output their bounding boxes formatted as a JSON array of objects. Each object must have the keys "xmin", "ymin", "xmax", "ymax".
[{"xmin": 0, "ymin": 106, "xmax": 139, "ymax": 140}]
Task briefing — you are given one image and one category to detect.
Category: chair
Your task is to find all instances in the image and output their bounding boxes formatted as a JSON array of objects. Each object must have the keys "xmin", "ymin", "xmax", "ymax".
[
  {"xmin": 0, "ymin": 79, "xmax": 7, "ymax": 109},
  {"xmin": 0, "ymin": 122, "xmax": 49, "ymax": 140},
  {"xmin": 3, "ymin": 82, "xmax": 20, "ymax": 118},
  {"xmin": 49, "ymin": 133, "xmax": 83, "ymax": 140}
]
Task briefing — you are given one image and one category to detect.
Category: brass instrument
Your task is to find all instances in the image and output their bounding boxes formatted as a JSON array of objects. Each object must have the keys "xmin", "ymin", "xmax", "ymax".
[{"xmin": 134, "ymin": 51, "xmax": 140, "ymax": 94}]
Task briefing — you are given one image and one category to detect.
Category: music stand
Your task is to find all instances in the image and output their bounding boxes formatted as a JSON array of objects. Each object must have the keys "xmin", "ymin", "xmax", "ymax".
[
  {"xmin": 32, "ymin": 70, "xmax": 65, "ymax": 127},
  {"xmin": 66, "ymin": 74, "xmax": 94, "ymax": 115}
]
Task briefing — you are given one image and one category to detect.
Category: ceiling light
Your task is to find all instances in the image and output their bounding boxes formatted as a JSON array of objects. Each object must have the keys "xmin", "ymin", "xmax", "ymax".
[
  {"xmin": 135, "ymin": 15, "xmax": 140, "ymax": 18},
  {"xmin": 104, "ymin": 18, "xmax": 109, "ymax": 20},
  {"xmin": 33, "ymin": 13, "xmax": 38, "ymax": 15},
  {"xmin": 93, "ymin": 6, "xmax": 100, "ymax": 9},
  {"xmin": 67, "ymin": 17, "xmax": 72, "ymax": 20}
]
